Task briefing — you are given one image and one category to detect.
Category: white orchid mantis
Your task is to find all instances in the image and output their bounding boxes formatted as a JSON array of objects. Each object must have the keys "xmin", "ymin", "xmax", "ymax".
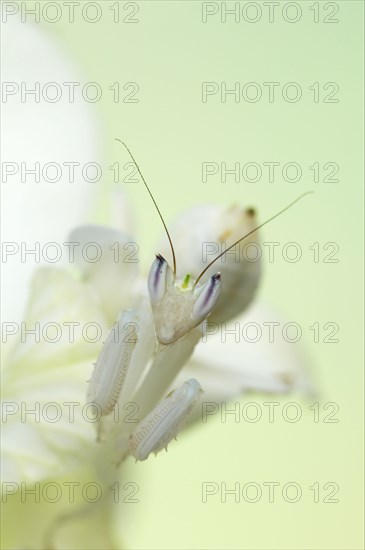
[
  {"xmin": 87, "ymin": 141, "xmax": 313, "ymax": 462},
  {"xmin": 1, "ymin": 142, "xmax": 314, "ymax": 550}
]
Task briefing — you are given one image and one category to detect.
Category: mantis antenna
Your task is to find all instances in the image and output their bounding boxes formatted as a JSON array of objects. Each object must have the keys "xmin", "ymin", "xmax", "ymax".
[
  {"xmin": 194, "ymin": 191, "xmax": 314, "ymax": 287},
  {"xmin": 115, "ymin": 139, "xmax": 177, "ymax": 276}
]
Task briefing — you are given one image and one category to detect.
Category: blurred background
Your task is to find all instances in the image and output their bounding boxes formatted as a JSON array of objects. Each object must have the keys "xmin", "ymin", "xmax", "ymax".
[{"xmin": 2, "ymin": 1, "xmax": 363, "ymax": 549}]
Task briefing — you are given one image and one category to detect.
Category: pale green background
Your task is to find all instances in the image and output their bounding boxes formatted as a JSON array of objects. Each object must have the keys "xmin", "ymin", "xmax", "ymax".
[{"xmin": 36, "ymin": 1, "xmax": 363, "ymax": 548}]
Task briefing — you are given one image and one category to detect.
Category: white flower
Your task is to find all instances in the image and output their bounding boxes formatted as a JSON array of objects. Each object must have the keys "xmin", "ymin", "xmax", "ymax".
[{"xmin": 1, "ymin": 16, "xmax": 119, "ymax": 549}]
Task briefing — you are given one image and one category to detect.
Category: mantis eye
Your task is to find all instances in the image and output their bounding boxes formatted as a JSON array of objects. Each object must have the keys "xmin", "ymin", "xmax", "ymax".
[
  {"xmin": 147, "ymin": 254, "xmax": 174, "ymax": 305},
  {"xmin": 192, "ymin": 273, "xmax": 221, "ymax": 324}
]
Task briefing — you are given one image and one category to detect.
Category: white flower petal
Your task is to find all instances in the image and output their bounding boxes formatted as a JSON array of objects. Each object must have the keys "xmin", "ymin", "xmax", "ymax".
[
  {"xmin": 2, "ymin": 17, "xmax": 103, "ymax": 326},
  {"xmin": 1, "ymin": 267, "xmax": 110, "ymax": 483},
  {"xmin": 1, "ymin": 357, "xmax": 95, "ymax": 483},
  {"xmin": 3, "ymin": 267, "xmax": 108, "ymax": 378},
  {"xmin": 68, "ymin": 225, "xmax": 142, "ymax": 323},
  {"xmin": 173, "ymin": 301, "xmax": 313, "ymax": 418}
]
